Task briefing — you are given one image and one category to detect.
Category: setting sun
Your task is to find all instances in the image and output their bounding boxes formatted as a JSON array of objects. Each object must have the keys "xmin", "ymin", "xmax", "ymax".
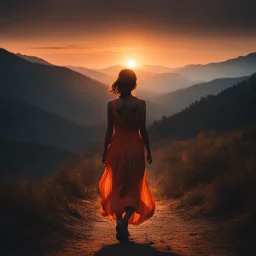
[{"xmin": 127, "ymin": 60, "xmax": 136, "ymax": 68}]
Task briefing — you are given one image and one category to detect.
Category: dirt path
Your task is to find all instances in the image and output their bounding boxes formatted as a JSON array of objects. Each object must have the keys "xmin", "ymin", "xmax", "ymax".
[{"xmin": 50, "ymin": 200, "xmax": 236, "ymax": 256}]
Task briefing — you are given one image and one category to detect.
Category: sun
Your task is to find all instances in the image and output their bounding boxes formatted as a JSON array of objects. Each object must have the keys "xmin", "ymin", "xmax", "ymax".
[{"xmin": 127, "ymin": 59, "xmax": 136, "ymax": 68}]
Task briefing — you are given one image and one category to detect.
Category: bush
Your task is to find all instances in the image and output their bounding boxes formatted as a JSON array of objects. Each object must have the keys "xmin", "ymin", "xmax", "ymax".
[
  {"xmin": 0, "ymin": 154, "xmax": 102, "ymax": 254},
  {"xmin": 151, "ymin": 127, "xmax": 256, "ymax": 216}
]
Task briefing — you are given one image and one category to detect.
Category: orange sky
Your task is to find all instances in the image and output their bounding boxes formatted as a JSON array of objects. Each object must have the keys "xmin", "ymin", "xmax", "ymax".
[
  {"xmin": 1, "ymin": 0, "xmax": 256, "ymax": 68},
  {"xmin": 2, "ymin": 33, "xmax": 256, "ymax": 68}
]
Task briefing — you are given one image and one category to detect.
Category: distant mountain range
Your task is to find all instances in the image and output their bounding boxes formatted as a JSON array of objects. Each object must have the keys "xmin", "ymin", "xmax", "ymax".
[
  {"xmin": 149, "ymin": 73, "xmax": 256, "ymax": 141},
  {"xmin": 1, "ymin": 48, "xmax": 110, "ymax": 125},
  {"xmin": 157, "ymin": 76, "xmax": 249, "ymax": 116},
  {"xmin": 140, "ymin": 65, "xmax": 173, "ymax": 73},
  {"xmin": 0, "ymin": 140, "xmax": 78, "ymax": 179},
  {"xmin": 0, "ymin": 94, "xmax": 104, "ymax": 152},
  {"xmin": 67, "ymin": 65, "xmax": 113, "ymax": 85},
  {"xmin": 174, "ymin": 52, "xmax": 256, "ymax": 81},
  {"xmin": 16, "ymin": 51, "xmax": 256, "ymax": 95},
  {"xmin": 95, "ymin": 65, "xmax": 197, "ymax": 93},
  {"xmin": 16, "ymin": 53, "xmax": 53, "ymax": 66}
]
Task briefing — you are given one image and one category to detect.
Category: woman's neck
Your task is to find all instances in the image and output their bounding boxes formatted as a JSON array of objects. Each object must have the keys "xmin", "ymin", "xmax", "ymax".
[{"xmin": 119, "ymin": 92, "xmax": 132, "ymax": 99}]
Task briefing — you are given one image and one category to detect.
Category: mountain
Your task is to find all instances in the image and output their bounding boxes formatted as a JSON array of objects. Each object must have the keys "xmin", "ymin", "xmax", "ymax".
[
  {"xmin": 67, "ymin": 65, "xmax": 113, "ymax": 85},
  {"xmin": 96, "ymin": 65, "xmax": 125, "ymax": 76},
  {"xmin": 140, "ymin": 72, "xmax": 195, "ymax": 93},
  {"xmin": 96, "ymin": 65, "xmax": 196, "ymax": 93},
  {"xmin": 16, "ymin": 53, "xmax": 53, "ymax": 66},
  {"xmin": 174, "ymin": 52, "xmax": 256, "ymax": 81},
  {"xmin": 0, "ymin": 48, "xmax": 110, "ymax": 125},
  {"xmin": 157, "ymin": 76, "xmax": 248, "ymax": 116},
  {"xmin": 1, "ymin": 49, "xmax": 166, "ymax": 127},
  {"xmin": 67, "ymin": 65, "xmax": 164, "ymax": 110},
  {"xmin": 0, "ymin": 94, "xmax": 105, "ymax": 152},
  {"xmin": 0, "ymin": 140, "xmax": 78, "ymax": 179},
  {"xmin": 149, "ymin": 73, "xmax": 256, "ymax": 141},
  {"xmin": 140, "ymin": 65, "xmax": 173, "ymax": 73}
]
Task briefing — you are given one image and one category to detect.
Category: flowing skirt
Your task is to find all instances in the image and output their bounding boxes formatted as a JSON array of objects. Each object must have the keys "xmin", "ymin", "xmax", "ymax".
[{"xmin": 99, "ymin": 132, "xmax": 155, "ymax": 225}]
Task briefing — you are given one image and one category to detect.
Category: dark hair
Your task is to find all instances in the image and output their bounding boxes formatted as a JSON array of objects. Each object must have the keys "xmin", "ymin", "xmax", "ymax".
[{"xmin": 108, "ymin": 69, "xmax": 137, "ymax": 96}]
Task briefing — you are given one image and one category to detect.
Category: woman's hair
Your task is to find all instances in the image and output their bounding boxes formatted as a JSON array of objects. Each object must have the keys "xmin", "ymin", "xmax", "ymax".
[{"xmin": 108, "ymin": 69, "xmax": 137, "ymax": 96}]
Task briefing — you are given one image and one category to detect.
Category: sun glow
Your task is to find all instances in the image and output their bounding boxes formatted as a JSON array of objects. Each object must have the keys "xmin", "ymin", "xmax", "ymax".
[{"xmin": 127, "ymin": 59, "xmax": 136, "ymax": 68}]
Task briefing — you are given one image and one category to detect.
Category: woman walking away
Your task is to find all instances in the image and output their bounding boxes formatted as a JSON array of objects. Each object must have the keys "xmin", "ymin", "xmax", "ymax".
[{"xmin": 99, "ymin": 69, "xmax": 155, "ymax": 242}]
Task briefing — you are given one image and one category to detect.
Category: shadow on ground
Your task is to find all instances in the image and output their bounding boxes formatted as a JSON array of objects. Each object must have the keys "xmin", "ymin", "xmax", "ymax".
[{"xmin": 94, "ymin": 241, "xmax": 180, "ymax": 256}]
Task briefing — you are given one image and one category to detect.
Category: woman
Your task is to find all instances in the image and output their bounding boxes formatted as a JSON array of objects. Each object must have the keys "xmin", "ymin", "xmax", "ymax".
[{"xmin": 99, "ymin": 69, "xmax": 155, "ymax": 241}]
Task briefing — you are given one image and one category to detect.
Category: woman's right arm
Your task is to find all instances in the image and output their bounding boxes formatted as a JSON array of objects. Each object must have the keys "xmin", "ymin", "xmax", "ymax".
[
  {"xmin": 102, "ymin": 101, "xmax": 114, "ymax": 164},
  {"xmin": 139, "ymin": 100, "xmax": 153, "ymax": 164}
]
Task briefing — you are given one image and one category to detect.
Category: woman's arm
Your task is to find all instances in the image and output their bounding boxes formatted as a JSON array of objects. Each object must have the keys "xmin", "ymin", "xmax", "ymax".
[
  {"xmin": 102, "ymin": 101, "xmax": 114, "ymax": 164},
  {"xmin": 139, "ymin": 100, "xmax": 153, "ymax": 164}
]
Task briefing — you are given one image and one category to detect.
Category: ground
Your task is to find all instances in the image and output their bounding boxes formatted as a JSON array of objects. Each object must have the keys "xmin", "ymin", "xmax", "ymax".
[{"xmin": 48, "ymin": 199, "xmax": 237, "ymax": 256}]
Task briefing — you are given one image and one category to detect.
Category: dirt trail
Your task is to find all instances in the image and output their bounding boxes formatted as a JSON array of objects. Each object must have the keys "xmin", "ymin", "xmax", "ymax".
[{"xmin": 50, "ymin": 200, "xmax": 236, "ymax": 256}]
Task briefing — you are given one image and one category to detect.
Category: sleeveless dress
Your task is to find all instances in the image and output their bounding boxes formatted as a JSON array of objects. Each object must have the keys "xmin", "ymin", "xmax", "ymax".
[{"xmin": 99, "ymin": 97, "xmax": 155, "ymax": 225}]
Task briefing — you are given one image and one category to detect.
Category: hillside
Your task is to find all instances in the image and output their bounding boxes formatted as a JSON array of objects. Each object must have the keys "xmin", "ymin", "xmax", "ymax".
[
  {"xmin": 67, "ymin": 65, "xmax": 113, "ymax": 85},
  {"xmin": 140, "ymin": 65, "xmax": 173, "ymax": 73},
  {"xmin": 16, "ymin": 53, "xmax": 53, "ymax": 66},
  {"xmin": 0, "ymin": 95, "xmax": 105, "ymax": 152},
  {"xmin": 175, "ymin": 52, "xmax": 256, "ymax": 81},
  {"xmin": 0, "ymin": 140, "xmax": 77, "ymax": 179},
  {"xmin": 0, "ymin": 48, "xmax": 110, "ymax": 125},
  {"xmin": 158, "ymin": 76, "xmax": 248, "ymax": 116},
  {"xmin": 149, "ymin": 73, "xmax": 256, "ymax": 141},
  {"xmin": 141, "ymin": 72, "xmax": 195, "ymax": 93},
  {"xmin": 96, "ymin": 65, "xmax": 196, "ymax": 93}
]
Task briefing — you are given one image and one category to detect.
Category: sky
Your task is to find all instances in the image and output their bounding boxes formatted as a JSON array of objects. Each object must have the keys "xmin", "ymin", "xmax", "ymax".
[{"xmin": 1, "ymin": 0, "xmax": 256, "ymax": 68}]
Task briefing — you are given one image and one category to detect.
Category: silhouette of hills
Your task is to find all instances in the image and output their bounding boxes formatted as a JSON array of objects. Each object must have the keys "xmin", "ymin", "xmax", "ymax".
[
  {"xmin": 174, "ymin": 52, "xmax": 256, "ymax": 81},
  {"xmin": 16, "ymin": 53, "xmax": 53, "ymax": 66},
  {"xmin": 0, "ymin": 48, "xmax": 110, "ymax": 125},
  {"xmin": 142, "ymin": 72, "xmax": 195, "ymax": 93},
  {"xmin": 157, "ymin": 76, "xmax": 248, "ymax": 116},
  {"xmin": 1, "ymin": 49, "xmax": 166, "ymax": 124},
  {"xmin": 96, "ymin": 65, "xmax": 125, "ymax": 76},
  {"xmin": 0, "ymin": 94, "xmax": 104, "ymax": 152},
  {"xmin": 140, "ymin": 65, "xmax": 174, "ymax": 73},
  {"xmin": 149, "ymin": 73, "xmax": 256, "ymax": 141},
  {"xmin": 0, "ymin": 140, "xmax": 78, "ymax": 179},
  {"xmin": 67, "ymin": 65, "xmax": 113, "ymax": 85},
  {"xmin": 96, "ymin": 65, "xmax": 196, "ymax": 93}
]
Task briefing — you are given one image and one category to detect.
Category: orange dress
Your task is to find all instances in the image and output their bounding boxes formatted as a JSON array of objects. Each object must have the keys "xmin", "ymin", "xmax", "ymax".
[{"xmin": 99, "ymin": 97, "xmax": 155, "ymax": 225}]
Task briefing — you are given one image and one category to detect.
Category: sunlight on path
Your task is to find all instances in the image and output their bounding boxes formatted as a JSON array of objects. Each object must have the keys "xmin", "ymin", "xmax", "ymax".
[{"xmin": 51, "ymin": 200, "xmax": 235, "ymax": 256}]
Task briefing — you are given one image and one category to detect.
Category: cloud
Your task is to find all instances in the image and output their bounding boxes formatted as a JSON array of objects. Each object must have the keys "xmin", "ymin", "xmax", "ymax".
[
  {"xmin": 0, "ymin": 0, "xmax": 256, "ymax": 38},
  {"xmin": 29, "ymin": 45, "xmax": 93, "ymax": 50}
]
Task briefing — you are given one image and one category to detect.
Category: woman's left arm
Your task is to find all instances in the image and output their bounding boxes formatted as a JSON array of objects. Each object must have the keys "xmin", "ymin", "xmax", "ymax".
[{"xmin": 102, "ymin": 101, "xmax": 114, "ymax": 164}]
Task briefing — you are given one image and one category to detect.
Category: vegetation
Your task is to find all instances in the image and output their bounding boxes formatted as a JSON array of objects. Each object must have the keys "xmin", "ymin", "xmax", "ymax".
[
  {"xmin": 0, "ymin": 155, "xmax": 102, "ymax": 254},
  {"xmin": 150, "ymin": 73, "xmax": 256, "ymax": 141},
  {"xmin": 151, "ymin": 127, "xmax": 256, "ymax": 252},
  {"xmin": 152, "ymin": 127, "xmax": 256, "ymax": 214},
  {"xmin": 158, "ymin": 76, "xmax": 248, "ymax": 116}
]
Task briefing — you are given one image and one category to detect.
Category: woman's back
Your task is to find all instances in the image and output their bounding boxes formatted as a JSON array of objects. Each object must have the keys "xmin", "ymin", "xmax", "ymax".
[
  {"xmin": 115, "ymin": 96, "xmax": 139, "ymax": 127},
  {"xmin": 112, "ymin": 96, "xmax": 143, "ymax": 132}
]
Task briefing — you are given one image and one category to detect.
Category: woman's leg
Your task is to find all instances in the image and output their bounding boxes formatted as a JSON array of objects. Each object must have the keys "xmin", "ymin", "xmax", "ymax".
[
  {"xmin": 123, "ymin": 206, "xmax": 134, "ymax": 223},
  {"xmin": 122, "ymin": 207, "xmax": 134, "ymax": 236}
]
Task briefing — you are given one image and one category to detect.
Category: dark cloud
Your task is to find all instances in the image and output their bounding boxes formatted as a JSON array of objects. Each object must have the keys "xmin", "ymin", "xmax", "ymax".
[
  {"xmin": 0, "ymin": 0, "xmax": 256, "ymax": 38},
  {"xmin": 29, "ymin": 45, "xmax": 93, "ymax": 50}
]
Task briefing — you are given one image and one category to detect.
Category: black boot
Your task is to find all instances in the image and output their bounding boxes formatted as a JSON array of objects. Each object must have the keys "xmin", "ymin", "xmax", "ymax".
[
  {"xmin": 123, "ymin": 207, "xmax": 134, "ymax": 237},
  {"xmin": 116, "ymin": 218, "xmax": 129, "ymax": 242}
]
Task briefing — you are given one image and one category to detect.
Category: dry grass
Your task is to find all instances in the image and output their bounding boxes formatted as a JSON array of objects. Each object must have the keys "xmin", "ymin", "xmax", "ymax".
[
  {"xmin": 151, "ymin": 127, "xmax": 256, "ymax": 216},
  {"xmin": 0, "ymin": 154, "xmax": 103, "ymax": 254},
  {"xmin": 150, "ymin": 127, "xmax": 256, "ymax": 252}
]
